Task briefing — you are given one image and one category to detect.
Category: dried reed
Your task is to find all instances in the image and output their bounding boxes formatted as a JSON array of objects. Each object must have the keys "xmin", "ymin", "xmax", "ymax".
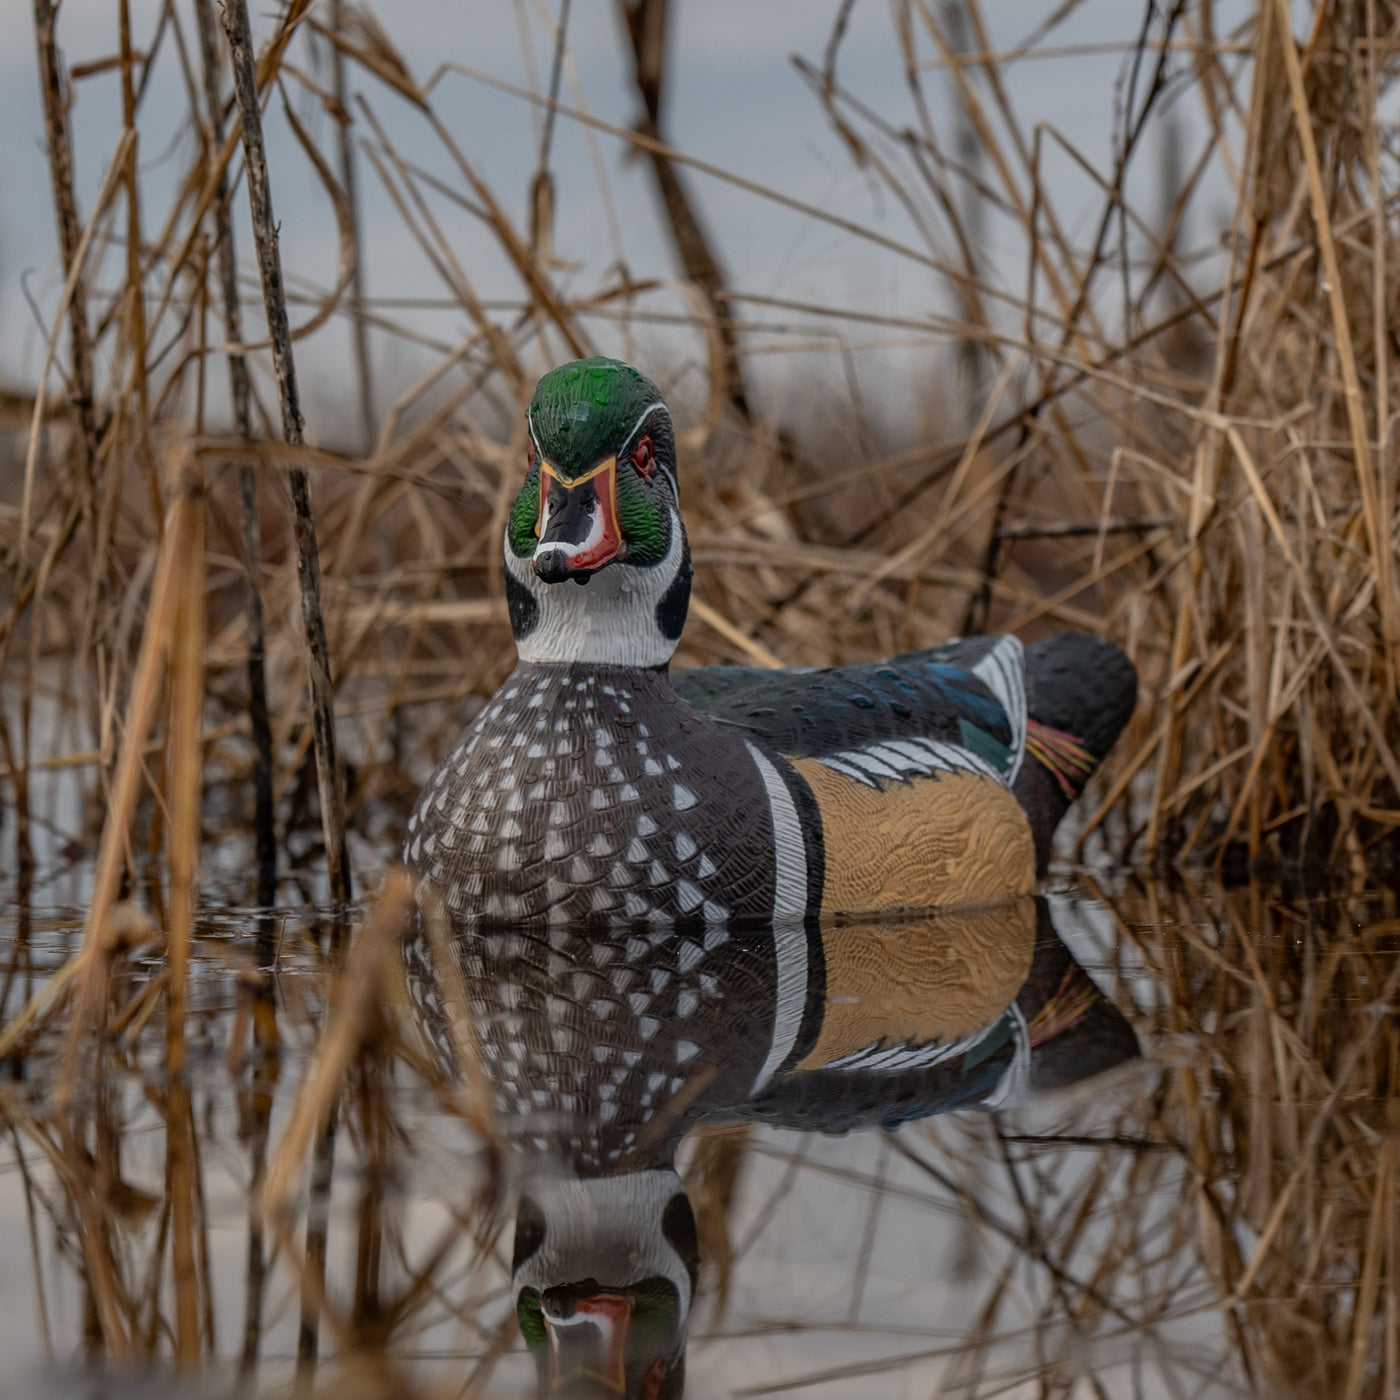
[
  {"xmin": 2, "ymin": 2, "xmax": 1400, "ymax": 1392},
  {"xmin": 0, "ymin": 877, "xmax": 1391, "ymax": 1395},
  {"xmin": 3, "ymin": 1, "xmax": 1398, "ymax": 892}
]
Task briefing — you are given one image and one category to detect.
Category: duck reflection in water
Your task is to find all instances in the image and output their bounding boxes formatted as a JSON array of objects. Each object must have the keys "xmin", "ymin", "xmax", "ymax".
[
  {"xmin": 400, "ymin": 357, "xmax": 1140, "ymax": 1395},
  {"xmin": 404, "ymin": 897, "xmax": 1138, "ymax": 1398}
]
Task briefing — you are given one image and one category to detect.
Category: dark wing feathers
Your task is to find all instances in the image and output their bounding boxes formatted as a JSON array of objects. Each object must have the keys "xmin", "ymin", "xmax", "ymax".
[{"xmin": 672, "ymin": 649, "xmax": 1013, "ymax": 760}]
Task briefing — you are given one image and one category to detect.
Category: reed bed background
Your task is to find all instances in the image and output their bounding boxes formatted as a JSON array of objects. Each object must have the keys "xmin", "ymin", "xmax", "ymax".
[
  {"xmin": 2, "ymin": 0, "xmax": 1400, "ymax": 899},
  {"xmin": 3, "ymin": 1, "xmax": 1400, "ymax": 1396}
]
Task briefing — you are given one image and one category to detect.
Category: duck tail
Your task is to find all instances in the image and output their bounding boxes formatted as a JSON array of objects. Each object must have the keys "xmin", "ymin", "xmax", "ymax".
[{"xmin": 1014, "ymin": 633, "xmax": 1137, "ymax": 869}]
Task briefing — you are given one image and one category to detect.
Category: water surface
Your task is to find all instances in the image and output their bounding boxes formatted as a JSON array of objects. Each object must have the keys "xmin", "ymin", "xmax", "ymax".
[{"xmin": 0, "ymin": 875, "xmax": 1396, "ymax": 1399}]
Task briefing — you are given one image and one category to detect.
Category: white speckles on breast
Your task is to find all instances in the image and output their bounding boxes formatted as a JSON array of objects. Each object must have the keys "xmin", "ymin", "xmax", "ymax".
[
  {"xmin": 676, "ymin": 880, "xmax": 703, "ymax": 912},
  {"xmin": 405, "ymin": 664, "xmax": 776, "ymax": 929}
]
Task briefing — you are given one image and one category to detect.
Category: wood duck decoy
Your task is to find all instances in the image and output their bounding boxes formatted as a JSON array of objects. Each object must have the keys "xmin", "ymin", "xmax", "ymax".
[
  {"xmin": 404, "ymin": 898, "xmax": 1140, "ymax": 1398},
  {"xmin": 403, "ymin": 357, "xmax": 1138, "ymax": 929},
  {"xmin": 402, "ymin": 356, "xmax": 1140, "ymax": 1397}
]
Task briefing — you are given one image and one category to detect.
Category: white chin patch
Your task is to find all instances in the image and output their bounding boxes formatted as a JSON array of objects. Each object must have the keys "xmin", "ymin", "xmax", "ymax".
[
  {"xmin": 509, "ymin": 509, "xmax": 684, "ymax": 668},
  {"xmin": 513, "ymin": 1168, "xmax": 693, "ymax": 1319}
]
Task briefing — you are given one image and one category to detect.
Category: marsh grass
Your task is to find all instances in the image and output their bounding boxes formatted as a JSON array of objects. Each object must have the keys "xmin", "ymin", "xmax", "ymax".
[
  {"xmin": 3, "ymin": 2, "xmax": 1400, "ymax": 891},
  {"xmin": 3, "ymin": 0, "xmax": 1400, "ymax": 1394}
]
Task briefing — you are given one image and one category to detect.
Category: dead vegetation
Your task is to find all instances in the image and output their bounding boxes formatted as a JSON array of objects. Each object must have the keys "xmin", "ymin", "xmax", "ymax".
[
  {"xmin": 2, "ymin": 1, "xmax": 1400, "ymax": 896},
  {"xmin": 2, "ymin": 0, "xmax": 1400, "ymax": 1394}
]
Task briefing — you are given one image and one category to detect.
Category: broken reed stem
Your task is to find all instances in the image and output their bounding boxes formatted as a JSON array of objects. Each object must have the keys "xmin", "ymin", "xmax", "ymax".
[
  {"xmin": 193, "ymin": 0, "xmax": 278, "ymax": 912},
  {"xmin": 222, "ymin": 0, "xmax": 351, "ymax": 908}
]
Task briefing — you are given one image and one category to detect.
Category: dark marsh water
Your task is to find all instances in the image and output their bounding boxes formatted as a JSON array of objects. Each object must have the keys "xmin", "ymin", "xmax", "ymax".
[{"xmin": 0, "ymin": 874, "xmax": 1397, "ymax": 1399}]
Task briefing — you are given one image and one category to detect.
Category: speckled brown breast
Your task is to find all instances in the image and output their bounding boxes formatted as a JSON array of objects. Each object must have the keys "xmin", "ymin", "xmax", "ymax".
[{"xmin": 404, "ymin": 664, "xmax": 796, "ymax": 926}]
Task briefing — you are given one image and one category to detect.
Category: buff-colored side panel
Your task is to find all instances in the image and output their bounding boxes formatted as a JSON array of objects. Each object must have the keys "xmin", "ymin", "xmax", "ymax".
[
  {"xmin": 789, "ymin": 760, "xmax": 1036, "ymax": 912},
  {"xmin": 797, "ymin": 897, "xmax": 1036, "ymax": 1070}
]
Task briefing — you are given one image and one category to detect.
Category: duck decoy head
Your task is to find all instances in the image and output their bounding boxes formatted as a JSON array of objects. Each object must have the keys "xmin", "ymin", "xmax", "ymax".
[
  {"xmin": 504, "ymin": 359, "xmax": 691, "ymax": 666},
  {"xmin": 512, "ymin": 1169, "xmax": 697, "ymax": 1399},
  {"xmin": 514, "ymin": 358, "xmax": 681, "ymax": 586}
]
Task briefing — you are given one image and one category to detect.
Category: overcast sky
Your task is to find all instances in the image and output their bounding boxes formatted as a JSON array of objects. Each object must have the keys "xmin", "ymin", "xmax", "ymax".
[{"xmin": 0, "ymin": 0, "xmax": 1249, "ymax": 439}]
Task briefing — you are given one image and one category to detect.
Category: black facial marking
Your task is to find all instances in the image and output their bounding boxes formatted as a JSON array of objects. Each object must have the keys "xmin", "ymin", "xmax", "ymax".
[
  {"xmin": 661, "ymin": 1192, "xmax": 700, "ymax": 1285},
  {"xmin": 512, "ymin": 1194, "xmax": 546, "ymax": 1272},
  {"xmin": 654, "ymin": 538, "xmax": 692, "ymax": 642},
  {"xmin": 505, "ymin": 567, "xmax": 539, "ymax": 639}
]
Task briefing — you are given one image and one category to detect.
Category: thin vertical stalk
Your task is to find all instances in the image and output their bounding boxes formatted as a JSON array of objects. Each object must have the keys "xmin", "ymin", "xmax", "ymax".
[
  {"xmin": 118, "ymin": 0, "xmax": 162, "ymax": 535},
  {"xmin": 31, "ymin": 0, "xmax": 100, "ymax": 527},
  {"xmin": 616, "ymin": 0, "xmax": 750, "ymax": 421},
  {"xmin": 192, "ymin": 0, "xmax": 278, "ymax": 910},
  {"xmin": 329, "ymin": 0, "xmax": 376, "ymax": 455},
  {"xmin": 165, "ymin": 459, "xmax": 206, "ymax": 1367},
  {"xmin": 222, "ymin": 0, "xmax": 351, "ymax": 908},
  {"xmin": 297, "ymin": 1105, "xmax": 338, "ymax": 1382},
  {"xmin": 237, "ymin": 971, "xmax": 281, "ymax": 1373}
]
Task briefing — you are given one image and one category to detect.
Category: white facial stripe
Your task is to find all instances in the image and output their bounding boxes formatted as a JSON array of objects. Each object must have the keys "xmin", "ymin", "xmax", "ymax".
[
  {"xmin": 619, "ymin": 400, "xmax": 668, "ymax": 455},
  {"xmin": 546, "ymin": 1313, "xmax": 613, "ymax": 1334},
  {"xmin": 622, "ymin": 402, "xmax": 677, "ymax": 499}
]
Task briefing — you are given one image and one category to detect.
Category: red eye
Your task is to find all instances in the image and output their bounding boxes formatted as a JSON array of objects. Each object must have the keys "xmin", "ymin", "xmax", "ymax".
[
  {"xmin": 527, "ymin": 439, "xmax": 536, "ymax": 469},
  {"xmin": 632, "ymin": 435, "xmax": 654, "ymax": 480}
]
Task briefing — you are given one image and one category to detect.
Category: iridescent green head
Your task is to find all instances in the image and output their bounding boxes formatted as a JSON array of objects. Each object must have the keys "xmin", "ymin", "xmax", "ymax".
[{"xmin": 504, "ymin": 359, "xmax": 690, "ymax": 668}]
